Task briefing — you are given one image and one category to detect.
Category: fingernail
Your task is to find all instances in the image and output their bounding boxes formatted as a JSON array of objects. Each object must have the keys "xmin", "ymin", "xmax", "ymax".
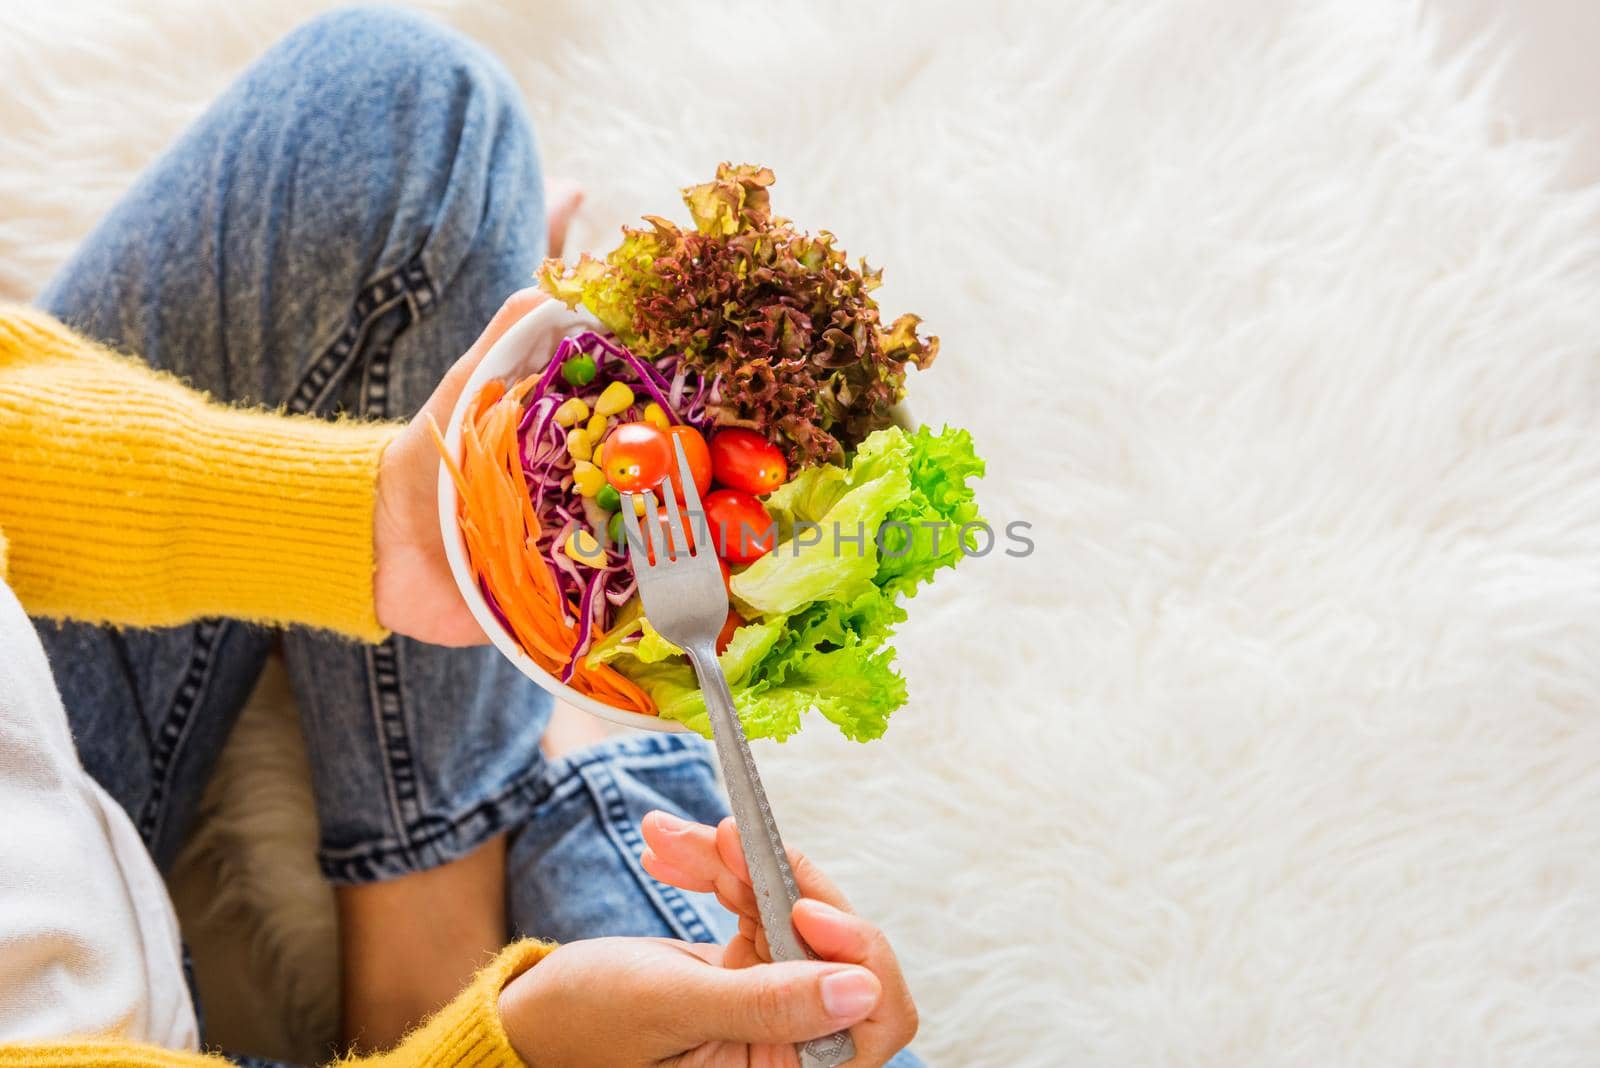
[
  {"xmin": 820, "ymin": 969, "xmax": 877, "ymax": 1020},
  {"xmin": 799, "ymin": 898, "xmax": 845, "ymax": 921},
  {"xmin": 651, "ymin": 810, "xmax": 689, "ymax": 834}
]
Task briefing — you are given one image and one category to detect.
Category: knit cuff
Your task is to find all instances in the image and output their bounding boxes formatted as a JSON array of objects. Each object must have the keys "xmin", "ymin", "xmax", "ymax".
[
  {"xmin": 0, "ymin": 943, "xmax": 555, "ymax": 1068},
  {"xmin": 361, "ymin": 939, "xmax": 556, "ymax": 1067},
  {"xmin": 161, "ymin": 404, "xmax": 399, "ymax": 641}
]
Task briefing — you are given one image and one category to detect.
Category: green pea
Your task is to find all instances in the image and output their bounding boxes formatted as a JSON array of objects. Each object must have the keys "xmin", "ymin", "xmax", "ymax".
[
  {"xmin": 607, "ymin": 511, "xmax": 626, "ymax": 548},
  {"xmin": 561, "ymin": 352, "xmax": 597, "ymax": 388},
  {"xmin": 595, "ymin": 483, "xmax": 621, "ymax": 513}
]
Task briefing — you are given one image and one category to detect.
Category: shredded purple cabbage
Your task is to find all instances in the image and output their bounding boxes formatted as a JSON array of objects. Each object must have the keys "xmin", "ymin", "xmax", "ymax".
[
  {"xmin": 586, "ymin": 332, "xmax": 671, "ymax": 392},
  {"xmin": 561, "ymin": 571, "xmax": 604, "ymax": 683},
  {"xmin": 515, "ymin": 330, "xmax": 713, "ymax": 677},
  {"xmin": 480, "ymin": 580, "xmax": 514, "ymax": 637}
]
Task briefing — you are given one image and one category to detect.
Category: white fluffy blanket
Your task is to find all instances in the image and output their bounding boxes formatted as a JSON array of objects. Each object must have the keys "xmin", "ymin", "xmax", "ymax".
[{"xmin": 7, "ymin": 2, "xmax": 1600, "ymax": 1064}]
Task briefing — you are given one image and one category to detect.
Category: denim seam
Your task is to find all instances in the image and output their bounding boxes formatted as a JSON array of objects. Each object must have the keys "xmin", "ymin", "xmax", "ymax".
[
  {"xmin": 108, "ymin": 630, "xmax": 155, "ymax": 754},
  {"xmin": 536, "ymin": 733, "xmax": 713, "ymax": 787},
  {"xmin": 401, "ymin": 254, "xmax": 438, "ymax": 321},
  {"xmin": 357, "ymin": 334, "xmax": 395, "ymax": 417},
  {"xmin": 345, "ymin": 252, "xmax": 434, "ymax": 881},
  {"xmin": 313, "ymin": 768, "xmax": 559, "ymax": 865},
  {"xmin": 362, "ymin": 639, "xmax": 422, "ymax": 873},
  {"xmin": 354, "ymin": 258, "xmax": 435, "ymax": 419},
  {"xmin": 287, "ymin": 260, "xmax": 418, "ymax": 416},
  {"xmin": 581, "ymin": 759, "xmax": 716, "ymax": 943},
  {"xmin": 136, "ymin": 619, "xmax": 225, "ymax": 846},
  {"xmin": 315, "ymin": 735, "xmax": 713, "ymax": 881},
  {"xmin": 317, "ymin": 757, "xmax": 543, "ymax": 881},
  {"xmin": 530, "ymin": 736, "xmax": 715, "ymax": 820}
]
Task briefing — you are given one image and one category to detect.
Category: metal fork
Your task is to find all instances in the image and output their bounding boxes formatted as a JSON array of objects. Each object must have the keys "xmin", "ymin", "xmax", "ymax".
[{"xmin": 620, "ymin": 438, "xmax": 856, "ymax": 1068}]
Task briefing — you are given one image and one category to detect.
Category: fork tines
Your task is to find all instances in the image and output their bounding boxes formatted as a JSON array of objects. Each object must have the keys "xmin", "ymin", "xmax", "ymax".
[{"xmin": 618, "ymin": 435, "xmax": 710, "ymax": 570}]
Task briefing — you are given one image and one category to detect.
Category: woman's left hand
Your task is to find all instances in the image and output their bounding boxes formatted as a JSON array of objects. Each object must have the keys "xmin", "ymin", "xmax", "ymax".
[
  {"xmin": 371, "ymin": 288, "xmax": 546, "ymax": 646},
  {"xmin": 640, "ymin": 810, "xmax": 920, "ymax": 1065}
]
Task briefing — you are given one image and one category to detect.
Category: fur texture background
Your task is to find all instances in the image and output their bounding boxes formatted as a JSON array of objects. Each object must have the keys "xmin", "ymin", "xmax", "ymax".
[{"xmin": 5, "ymin": 1, "xmax": 1600, "ymax": 1064}]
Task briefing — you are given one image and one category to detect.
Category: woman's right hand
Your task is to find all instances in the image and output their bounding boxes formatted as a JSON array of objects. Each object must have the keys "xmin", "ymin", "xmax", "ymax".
[
  {"xmin": 496, "ymin": 813, "xmax": 918, "ymax": 1066},
  {"xmin": 372, "ymin": 287, "xmax": 546, "ymax": 647}
]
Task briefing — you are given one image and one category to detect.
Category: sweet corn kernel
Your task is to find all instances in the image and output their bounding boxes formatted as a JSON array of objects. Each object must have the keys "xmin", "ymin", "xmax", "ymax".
[
  {"xmin": 586, "ymin": 411, "xmax": 609, "ymax": 439},
  {"xmin": 608, "ymin": 488, "xmax": 649, "ymax": 516},
  {"xmin": 572, "ymin": 461, "xmax": 606, "ymax": 496},
  {"xmin": 553, "ymin": 397, "xmax": 590, "ymax": 427},
  {"xmin": 565, "ymin": 429, "xmax": 592, "ymax": 462},
  {"xmin": 564, "ymin": 528, "xmax": 602, "ymax": 563},
  {"xmin": 595, "ymin": 380, "xmax": 635, "ymax": 417},
  {"xmin": 643, "ymin": 402, "xmax": 670, "ymax": 430}
]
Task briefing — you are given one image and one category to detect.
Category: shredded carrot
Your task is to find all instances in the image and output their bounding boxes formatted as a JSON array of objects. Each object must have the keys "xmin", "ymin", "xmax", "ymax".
[{"xmin": 429, "ymin": 382, "xmax": 657, "ymax": 716}]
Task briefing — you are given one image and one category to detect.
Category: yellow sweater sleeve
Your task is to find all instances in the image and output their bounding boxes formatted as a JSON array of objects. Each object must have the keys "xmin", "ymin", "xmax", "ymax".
[
  {"xmin": 0, "ymin": 306, "xmax": 401, "ymax": 641},
  {"xmin": 0, "ymin": 940, "xmax": 554, "ymax": 1067}
]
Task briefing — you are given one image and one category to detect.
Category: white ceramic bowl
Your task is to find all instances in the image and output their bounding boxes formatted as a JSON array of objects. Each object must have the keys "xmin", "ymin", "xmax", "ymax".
[{"xmin": 436, "ymin": 299, "xmax": 688, "ymax": 733}]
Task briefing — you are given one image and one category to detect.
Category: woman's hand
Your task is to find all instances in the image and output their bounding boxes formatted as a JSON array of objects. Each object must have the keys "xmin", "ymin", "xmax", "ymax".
[
  {"xmin": 498, "ymin": 936, "xmax": 884, "ymax": 1067},
  {"xmin": 371, "ymin": 288, "xmax": 545, "ymax": 646},
  {"xmin": 640, "ymin": 811, "xmax": 919, "ymax": 1063},
  {"xmin": 496, "ymin": 813, "xmax": 918, "ymax": 1067}
]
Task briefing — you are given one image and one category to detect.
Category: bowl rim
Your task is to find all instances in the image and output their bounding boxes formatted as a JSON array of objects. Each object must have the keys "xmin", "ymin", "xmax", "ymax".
[{"xmin": 435, "ymin": 299, "xmax": 689, "ymax": 733}]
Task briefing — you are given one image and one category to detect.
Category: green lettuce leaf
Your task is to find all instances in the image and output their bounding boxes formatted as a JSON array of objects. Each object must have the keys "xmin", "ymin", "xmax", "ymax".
[
  {"xmin": 612, "ymin": 425, "xmax": 982, "ymax": 742},
  {"xmin": 589, "ymin": 611, "xmax": 785, "ymax": 680},
  {"xmin": 621, "ymin": 592, "xmax": 908, "ymax": 742},
  {"xmin": 730, "ymin": 426, "xmax": 981, "ymax": 615},
  {"xmin": 872, "ymin": 426, "xmax": 985, "ymax": 597},
  {"xmin": 624, "ymin": 658, "xmax": 821, "ymax": 743}
]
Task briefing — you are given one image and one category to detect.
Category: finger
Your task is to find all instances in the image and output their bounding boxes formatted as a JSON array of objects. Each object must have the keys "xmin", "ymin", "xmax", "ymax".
[
  {"xmin": 793, "ymin": 900, "xmax": 919, "ymax": 1053},
  {"xmin": 638, "ymin": 847, "xmax": 708, "ymax": 895},
  {"xmin": 713, "ymin": 817, "xmax": 747, "ymax": 879},
  {"xmin": 643, "ymin": 812, "xmax": 762, "ymax": 916},
  {"xmin": 640, "ymin": 811, "xmax": 722, "ymax": 890},
  {"xmin": 738, "ymin": 915, "xmax": 773, "ymax": 964},
  {"xmin": 792, "ymin": 900, "xmax": 894, "ymax": 971},
  {"xmin": 642, "ymin": 812, "xmax": 760, "ymax": 917},
  {"xmin": 675, "ymin": 959, "xmax": 881, "ymax": 1046},
  {"xmin": 710, "ymin": 872, "xmax": 758, "ymax": 923},
  {"xmin": 681, "ymin": 941, "xmax": 723, "ymax": 967},
  {"xmin": 715, "ymin": 817, "xmax": 854, "ymax": 913},
  {"xmin": 721, "ymin": 934, "xmax": 764, "ymax": 971}
]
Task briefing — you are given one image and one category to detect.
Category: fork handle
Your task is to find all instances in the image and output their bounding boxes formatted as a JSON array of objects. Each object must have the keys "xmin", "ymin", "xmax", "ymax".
[{"xmin": 684, "ymin": 642, "xmax": 857, "ymax": 1068}]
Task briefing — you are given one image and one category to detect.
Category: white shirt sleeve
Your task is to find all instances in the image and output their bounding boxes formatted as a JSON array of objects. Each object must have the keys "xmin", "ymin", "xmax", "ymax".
[{"xmin": 0, "ymin": 580, "xmax": 198, "ymax": 1049}]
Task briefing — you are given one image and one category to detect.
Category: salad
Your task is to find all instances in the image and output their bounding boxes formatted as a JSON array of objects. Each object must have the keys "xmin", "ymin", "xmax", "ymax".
[{"xmin": 436, "ymin": 164, "xmax": 984, "ymax": 741}]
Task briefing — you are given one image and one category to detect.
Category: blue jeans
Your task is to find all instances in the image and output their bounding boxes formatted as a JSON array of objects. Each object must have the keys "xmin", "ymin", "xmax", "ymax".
[{"xmin": 35, "ymin": 10, "xmax": 919, "ymax": 1065}]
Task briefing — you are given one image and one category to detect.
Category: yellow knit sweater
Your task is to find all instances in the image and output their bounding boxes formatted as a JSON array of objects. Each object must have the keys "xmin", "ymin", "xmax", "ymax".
[
  {"xmin": 0, "ymin": 940, "xmax": 552, "ymax": 1067},
  {"xmin": 0, "ymin": 306, "xmax": 550, "ymax": 1065},
  {"xmin": 0, "ymin": 305, "xmax": 394, "ymax": 640}
]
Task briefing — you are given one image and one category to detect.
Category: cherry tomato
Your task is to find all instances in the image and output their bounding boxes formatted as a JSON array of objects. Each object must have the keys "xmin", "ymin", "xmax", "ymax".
[
  {"xmin": 719, "ymin": 557, "xmax": 732, "ymax": 593},
  {"xmin": 601, "ymin": 422, "xmax": 672, "ymax": 493},
  {"xmin": 710, "ymin": 429, "xmax": 788, "ymax": 495},
  {"xmin": 716, "ymin": 609, "xmax": 743, "ymax": 655},
  {"xmin": 642, "ymin": 505, "xmax": 695, "ymax": 566},
  {"xmin": 704, "ymin": 488, "xmax": 776, "ymax": 565},
  {"xmin": 666, "ymin": 425, "xmax": 713, "ymax": 503}
]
